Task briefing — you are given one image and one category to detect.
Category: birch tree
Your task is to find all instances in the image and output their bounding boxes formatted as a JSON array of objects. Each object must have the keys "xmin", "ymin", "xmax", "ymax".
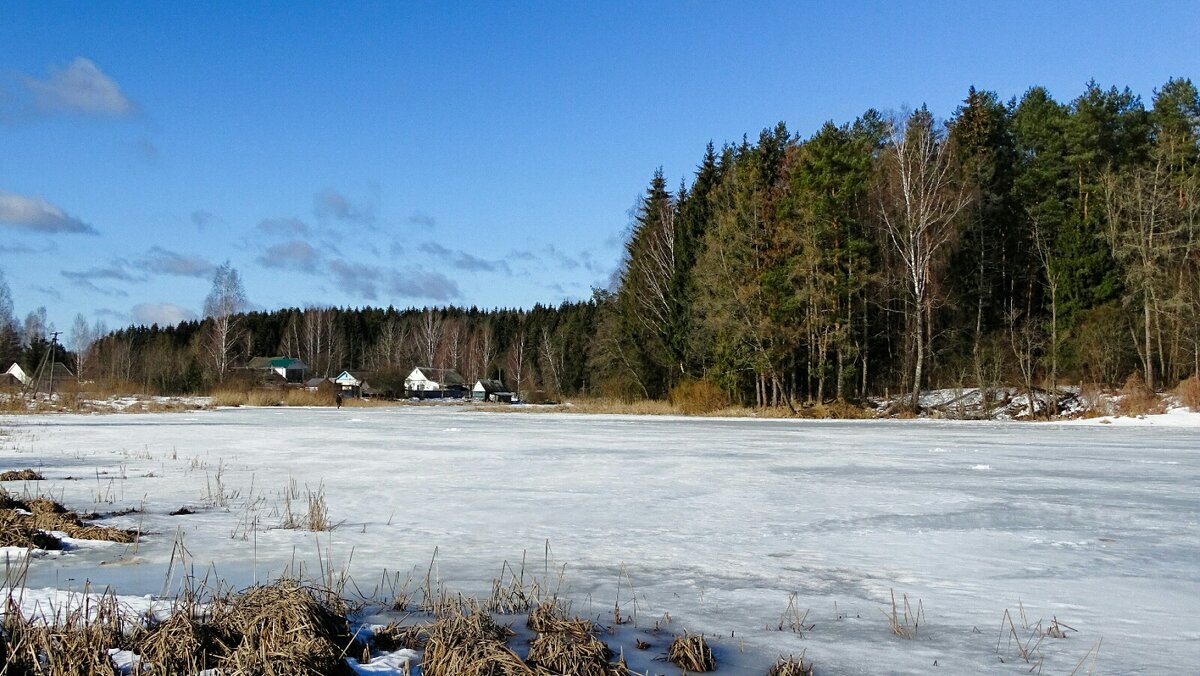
[
  {"xmin": 203, "ymin": 261, "xmax": 247, "ymax": 382},
  {"xmin": 875, "ymin": 109, "xmax": 972, "ymax": 409}
]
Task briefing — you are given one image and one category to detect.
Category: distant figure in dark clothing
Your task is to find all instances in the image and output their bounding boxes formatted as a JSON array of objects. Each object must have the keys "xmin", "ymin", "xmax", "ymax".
[{"xmin": 335, "ymin": 393, "xmax": 343, "ymax": 409}]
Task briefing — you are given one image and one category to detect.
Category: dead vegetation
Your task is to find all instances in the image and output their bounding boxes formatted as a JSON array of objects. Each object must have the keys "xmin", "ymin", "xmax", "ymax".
[
  {"xmin": 881, "ymin": 589, "xmax": 923, "ymax": 640},
  {"xmin": 0, "ymin": 488, "xmax": 138, "ymax": 548},
  {"xmin": 767, "ymin": 654, "xmax": 814, "ymax": 676},
  {"xmin": 1117, "ymin": 371, "xmax": 1167, "ymax": 416},
  {"xmin": 667, "ymin": 631, "xmax": 716, "ymax": 672},
  {"xmin": 0, "ymin": 469, "xmax": 44, "ymax": 482},
  {"xmin": 421, "ymin": 602, "xmax": 531, "ymax": 676},
  {"xmin": 1174, "ymin": 374, "xmax": 1200, "ymax": 410}
]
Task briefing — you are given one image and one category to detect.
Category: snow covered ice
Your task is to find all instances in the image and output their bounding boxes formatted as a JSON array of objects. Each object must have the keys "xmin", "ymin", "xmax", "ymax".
[{"xmin": 2, "ymin": 406, "xmax": 1198, "ymax": 674}]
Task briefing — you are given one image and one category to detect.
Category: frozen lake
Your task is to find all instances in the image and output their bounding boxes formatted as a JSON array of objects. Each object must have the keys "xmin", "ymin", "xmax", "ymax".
[{"xmin": 2, "ymin": 407, "xmax": 1198, "ymax": 674}]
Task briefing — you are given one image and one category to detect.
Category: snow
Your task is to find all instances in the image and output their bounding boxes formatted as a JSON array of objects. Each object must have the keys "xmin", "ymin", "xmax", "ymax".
[{"xmin": 2, "ymin": 407, "xmax": 1199, "ymax": 674}]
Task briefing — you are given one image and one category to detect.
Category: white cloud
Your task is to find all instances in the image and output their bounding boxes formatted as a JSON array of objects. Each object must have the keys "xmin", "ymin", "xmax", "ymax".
[
  {"xmin": 258, "ymin": 240, "xmax": 320, "ymax": 272},
  {"xmin": 131, "ymin": 303, "xmax": 196, "ymax": 327},
  {"xmin": 23, "ymin": 57, "xmax": 134, "ymax": 117},
  {"xmin": 0, "ymin": 190, "xmax": 98, "ymax": 234},
  {"xmin": 142, "ymin": 247, "xmax": 215, "ymax": 277}
]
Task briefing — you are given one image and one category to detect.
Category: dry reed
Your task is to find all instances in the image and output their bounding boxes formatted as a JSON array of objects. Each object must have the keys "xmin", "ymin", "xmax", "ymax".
[
  {"xmin": 421, "ymin": 603, "xmax": 531, "ymax": 676},
  {"xmin": 0, "ymin": 469, "xmax": 44, "ymax": 482},
  {"xmin": 768, "ymin": 654, "xmax": 814, "ymax": 676},
  {"xmin": 667, "ymin": 631, "xmax": 716, "ymax": 672}
]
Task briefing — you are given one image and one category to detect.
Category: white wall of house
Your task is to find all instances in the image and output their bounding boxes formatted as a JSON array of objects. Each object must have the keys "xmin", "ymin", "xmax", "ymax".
[
  {"xmin": 405, "ymin": 367, "xmax": 442, "ymax": 391},
  {"xmin": 4, "ymin": 363, "xmax": 29, "ymax": 385}
]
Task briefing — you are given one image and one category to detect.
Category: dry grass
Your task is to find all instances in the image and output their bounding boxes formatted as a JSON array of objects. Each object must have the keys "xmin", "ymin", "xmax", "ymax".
[
  {"xmin": 527, "ymin": 624, "xmax": 613, "ymax": 675},
  {"xmin": 0, "ymin": 488, "xmax": 137, "ymax": 547},
  {"xmin": 216, "ymin": 581, "xmax": 360, "ymax": 676},
  {"xmin": 669, "ymin": 380, "xmax": 729, "ymax": 415},
  {"xmin": 422, "ymin": 603, "xmax": 531, "ymax": 676},
  {"xmin": 1174, "ymin": 375, "xmax": 1200, "ymax": 410},
  {"xmin": 882, "ymin": 589, "xmax": 924, "ymax": 640},
  {"xmin": 667, "ymin": 632, "xmax": 716, "ymax": 672},
  {"xmin": 371, "ymin": 622, "xmax": 429, "ymax": 651},
  {"xmin": 0, "ymin": 469, "xmax": 44, "ymax": 482},
  {"xmin": 1117, "ymin": 371, "xmax": 1166, "ymax": 416},
  {"xmin": 768, "ymin": 654, "xmax": 815, "ymax": 676},
  {"xmin": 2, "ymin": 587, "xmax": 134, "ymax": 675},
  {"xmin": 482, "ymin": 395, "xmax": 877, "ymax": 420}
]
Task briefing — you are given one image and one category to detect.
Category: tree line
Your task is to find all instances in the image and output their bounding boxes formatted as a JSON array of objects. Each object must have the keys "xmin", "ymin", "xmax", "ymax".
[
  {"xmin": 597, "ymin": 79, "xmax": 1200, "ymax": 409},
  {"xmin": 3, "ymin": 79, "xmax": 1197, "ymax": 408}
]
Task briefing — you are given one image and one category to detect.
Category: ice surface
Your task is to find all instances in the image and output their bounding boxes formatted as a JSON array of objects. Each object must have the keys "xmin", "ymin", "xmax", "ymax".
[{"xmin": 2, "ymin": 407, "xmax": 1198, "ymax": 674}]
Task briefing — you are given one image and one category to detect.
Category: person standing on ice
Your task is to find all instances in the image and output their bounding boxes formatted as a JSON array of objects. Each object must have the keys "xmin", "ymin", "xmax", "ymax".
[{"xmin": 335, "ymin": 392, "xmax": 343, "ymax": 409}]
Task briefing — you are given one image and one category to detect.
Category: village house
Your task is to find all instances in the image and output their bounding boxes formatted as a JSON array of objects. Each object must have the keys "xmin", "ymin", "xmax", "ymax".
[
  {"xmin": 4, "ymin": 362, "xmax": 74, "ymax": 392},
  {"xmin": 334, "ymin": 370, "xmax": 375, "ymax": 398},
  {"xmin": 404, "ymin": 367, "xmax": 466, "ymax": 399},
  {"xmin": 244, "ymin": 357, "xmax": 308, "ymax": 384}
]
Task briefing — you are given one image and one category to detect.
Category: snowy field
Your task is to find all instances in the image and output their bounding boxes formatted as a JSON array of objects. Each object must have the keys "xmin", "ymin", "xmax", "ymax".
[{"xmin": 2, "ymin": 407, "xmax": 1198, "ymax": 674}]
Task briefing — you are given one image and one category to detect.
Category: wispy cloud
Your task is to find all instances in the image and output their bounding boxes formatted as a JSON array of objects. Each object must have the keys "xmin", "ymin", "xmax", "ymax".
[
  {"xmin": 326, "ymin": 258, "xmax": 461, "ymax": 302},
  {"xmin": 0, "ymin": 190, "xmax": 98, "ymax": 234},
  {"xmin": 408, "ymin": 212, "xmax": 437, "ymax": 229},
  {"xmin": 142, "ymin": 247, "xmax": 215, "ymax": 277},
  {"xmin": 387, "ymin": 271, "xmax": 461, "ymax": 302},
  {"xmin": 61, "ymin": 260, "xmax": 143, "ymax": 295},
  {"xmin": 419, "ymin": 241, "xmax": 511, "ymax": 274},
  {"xmin": 131, "ymin": 302, "xmax": 196, "ymax": 327},
  {"xmin": 0, "ymin": 240, "xmax": 57, "ymax": 255},
  {"xmin": 191, "ymin": 210, "xmax": 216, "ymax": 230},
  {"xmin": 257, "ymin": 217, "xmax": 311, "ymax": 237},
  {"xmin": 258, "ymin": 240, "xmax": 320, "ymax": 273},
  {"xmin": 314, "ymin": 188, "xmax": 375, "ymax": 225},
  {"xmin": 22, "ymin": 57, "xmax": 135, "ymax": 117}
]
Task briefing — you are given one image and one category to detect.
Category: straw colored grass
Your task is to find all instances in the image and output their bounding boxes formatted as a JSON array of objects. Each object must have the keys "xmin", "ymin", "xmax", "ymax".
[
  {"xmin": 0, "ymin": 489, "xmax": 137, "ymax": 547},
  {"xmin": 669, "ymin": 380, "xmax": 729, "ymax": 415},
  {"xmin": 768, "ymin": 654, "xmax": 814, "ymax": 676},
  {"xmin": 1174, "ymin": 375, "xmax": 1200, "ymax": 410},
  {"xmin": 527, "ymin": 621, "xmax": 613, "ymax": 676},
  {"xmin": 215, "ymin": 581, "xmax": 360, "ymax": 676},
  {"xmin": 371, "ymin": 622, "xmax": 429, "ymax": 651},
  {"xmin": 422, "ymin": 603, "xmax": 531, "ymax": 676},
  {"xmin": 667, "ymin": 632, "xmax": 716, "ymax": 672},
  {"xmin": 2, "ymin": 588, "xmax": 134, "ymax": 675},
  {"xmin": 1117, "ymin": 371, "xmax": 1165, "ymax": 416},
  {"xmin": 0, "ymin": 469, "xmax": 44, "ymax": 482}
]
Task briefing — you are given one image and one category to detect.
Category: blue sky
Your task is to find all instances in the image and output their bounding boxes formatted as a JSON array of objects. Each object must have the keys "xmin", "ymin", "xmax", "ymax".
[{"xmin": 2, "ymin": 1, "xmax": 1197, "ymax": 332}]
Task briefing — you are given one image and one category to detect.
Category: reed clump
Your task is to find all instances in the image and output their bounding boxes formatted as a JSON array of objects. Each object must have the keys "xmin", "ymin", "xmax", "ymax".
[
  {"xmin": 422, "ymin": 603, "xmax": 531, "ymax": 676},
  {"xmin": 669, "ymin": 380, "xmax": 729, "ymax": 415},
  {"xmin": 667, "ymin": 631, "xmax": 716, "ymax": 672},
  {"xmin": 768, "ymin": 654, "xmax": 814, "ymax": 676},
  {"xmin": 2, "ymin": 589, "xmax": 135, "ymax": 675},
  {"xmin": 214, "ymin": 581, "xmax": 360, "ymax": 676},
  {"xmin": 0, "ymin": 488, "xmax": 137, "ymax": 547},
  {"xmin": 0, "ymin": 469, "xmax": 44, "ymax": 482}
]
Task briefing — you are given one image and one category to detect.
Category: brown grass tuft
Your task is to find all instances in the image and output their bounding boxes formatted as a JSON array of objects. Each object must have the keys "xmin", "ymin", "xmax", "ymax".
[
  {"xmin": 215, "ymin": 580, "xmax": 359, "ymax": 676},
  {"xmin": 0, "ymin": 469, "xmax": 44, "ymax": 482},
  {"xmin": 371, "ymin": 622, "xmax": 429, "ymax": 651},
  {"xmin": 667, "ymin": 631, "xmax": 716, "ymax": 672},
  {"xmin": 527, "ymin": 622, "xmax": 613, "ymax": 676},
  {"xmin": 768, "ymin": 654, "xmax": 815, "ymax": 676},
  {"xmin": 422, "ymin": 603, "xmax": 530, "ymax": 676},
  {"xmin": 669, "ymin": 380, "xmax": 729, "ymax": 415},
  {"xmin": 0, "ymin": 489, "xmax": 137, "ymax": 546},
  {"xmin": 1117, "ymin": 371, "xmax": 1165, "ymax": 416},
  {"xmin": 1174, "ymin": 375, "xmax": 1200, "ymax": 410}
]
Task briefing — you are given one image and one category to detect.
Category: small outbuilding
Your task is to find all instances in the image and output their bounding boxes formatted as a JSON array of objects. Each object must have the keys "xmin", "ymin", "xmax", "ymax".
[
  {"xmin": 472, "ymin": 378, "xmax": 514, "ymax": 403},
  {"xmin": 334, "ymin": 370, "xmax": 375, "ymax": 398}
]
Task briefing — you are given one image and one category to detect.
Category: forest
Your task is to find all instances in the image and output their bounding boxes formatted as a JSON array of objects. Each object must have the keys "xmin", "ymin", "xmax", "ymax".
[{"xmin": 3, "ymin": 79, "xmax": 1199, "ymax": 410}]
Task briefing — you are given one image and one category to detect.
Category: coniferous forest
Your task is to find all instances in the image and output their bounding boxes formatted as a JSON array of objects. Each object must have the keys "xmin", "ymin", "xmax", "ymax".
[{"xmin": 5, "ymin": 79, "xmax": 1199, "ymax": 409}]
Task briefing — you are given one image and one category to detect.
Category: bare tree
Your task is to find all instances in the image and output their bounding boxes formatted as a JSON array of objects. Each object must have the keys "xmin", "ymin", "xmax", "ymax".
[
  {"xmin": 539, "ymin": 327, "xmax": 563, "ymax": 396},
  {"xmin": 417, "ymin": 309, "xmax": 443, "ymax": 367},
  {"xmin": 1103, "ymin": 154, "xmax": 1185, "ymax": 390},
  {"xmin": 203, "ymin": 261, "xmax": 247, "ymax": 382},
  {"xmin": 69, "ymin": 313, "xmax": 96, "ymax": 382},
  {"xmin": 505, "ymin": 331, "xmax": 527, "ymax": 400},
  {"xmin": 875, "ymin": 109, "xmax": 972, "ymax": 409}
]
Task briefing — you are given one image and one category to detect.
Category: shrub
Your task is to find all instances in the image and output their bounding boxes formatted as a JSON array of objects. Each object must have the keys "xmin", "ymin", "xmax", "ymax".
[
  {"xmin": 1118, "ymin": 371, "xmax": 1165, "ymax": 416},
  {"xmin": 668, "ymin": 380, "xmax": 729, "ymax": 415},
  {"xmin": 1174, "ymin": 375, "xmax": 1200, "ymax": 410}
]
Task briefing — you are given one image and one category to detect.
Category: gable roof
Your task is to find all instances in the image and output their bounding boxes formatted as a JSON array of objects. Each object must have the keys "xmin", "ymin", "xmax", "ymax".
[
  {"xmin": 410, "ymin": 367, "xmax": 465, "ymax": 386},
  {"xmin": 247, "ymin": 356, "xmax": 306, "ymax": 370},
  {"xmin": 473, "ymin": 379, "xmax": 506, "ymax": 393}
]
